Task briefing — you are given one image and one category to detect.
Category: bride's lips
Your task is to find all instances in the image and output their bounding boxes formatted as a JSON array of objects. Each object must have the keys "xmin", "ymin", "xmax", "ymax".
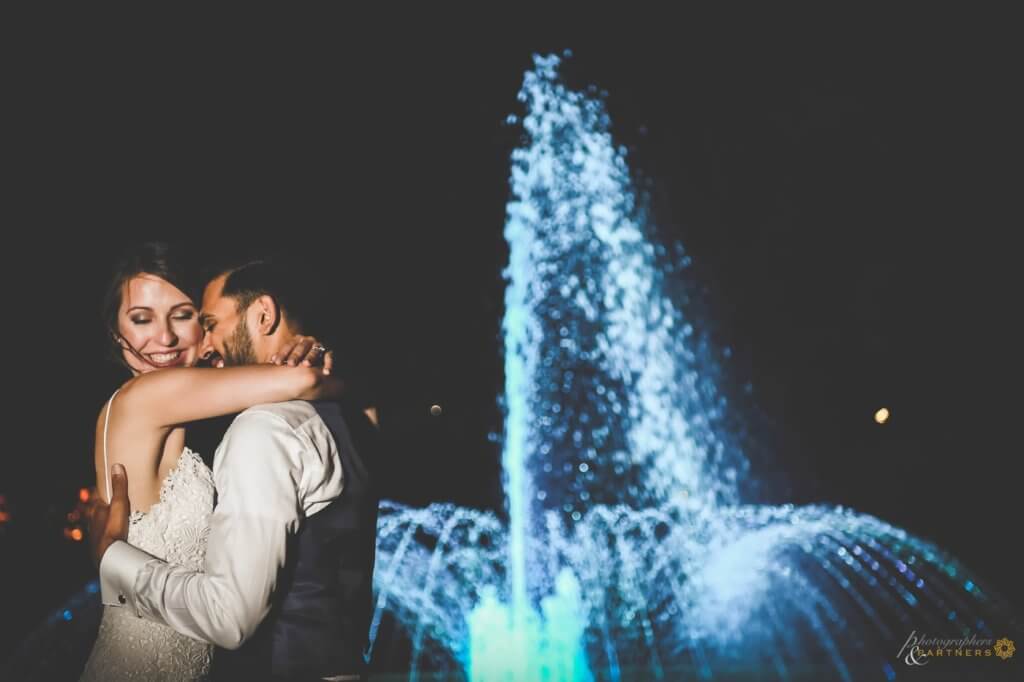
[{"xmin": 145, "ymin": 350, "xmax": 187, "ymax": 368}]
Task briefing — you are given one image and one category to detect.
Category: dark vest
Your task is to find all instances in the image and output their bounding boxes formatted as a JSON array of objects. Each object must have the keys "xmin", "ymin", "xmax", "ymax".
[{"xmin": 213, "ymin": 401, "xmax": 380, "ymax": 681}]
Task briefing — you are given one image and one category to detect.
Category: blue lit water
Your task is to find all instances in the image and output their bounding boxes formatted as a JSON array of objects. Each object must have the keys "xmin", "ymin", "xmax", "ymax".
[{"xmin": 370, "ymin": 53, "xmax": 1020, "ymax": 681}]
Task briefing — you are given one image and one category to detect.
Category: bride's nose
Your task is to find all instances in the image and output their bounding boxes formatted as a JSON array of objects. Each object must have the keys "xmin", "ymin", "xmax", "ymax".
[{"xmin": 157, "ymin": 322, "xmax": 179, "ymax": 347}]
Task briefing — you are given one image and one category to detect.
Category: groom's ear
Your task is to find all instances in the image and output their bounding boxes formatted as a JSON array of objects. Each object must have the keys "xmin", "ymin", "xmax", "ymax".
[{"xmin": 253, "ymin": 294, "xmax": 282, "ymax": 336}]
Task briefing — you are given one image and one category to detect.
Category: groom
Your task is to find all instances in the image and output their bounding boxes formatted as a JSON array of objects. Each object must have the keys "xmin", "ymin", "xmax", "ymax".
[{"xmin": 90, "ymin": 259, "xmax": 381, "ymax": 682}]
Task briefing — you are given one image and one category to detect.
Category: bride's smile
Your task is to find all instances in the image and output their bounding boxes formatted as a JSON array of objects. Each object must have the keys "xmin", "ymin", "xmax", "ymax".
[{"xmin": 144, "ymin": 350, "xmax": 186, "ymax": 367}]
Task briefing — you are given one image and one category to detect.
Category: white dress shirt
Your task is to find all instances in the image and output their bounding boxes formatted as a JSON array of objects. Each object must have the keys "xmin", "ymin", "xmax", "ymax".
[{"xmin": 99, "ymin": 400, "xmax": 345, "ymax": 650}]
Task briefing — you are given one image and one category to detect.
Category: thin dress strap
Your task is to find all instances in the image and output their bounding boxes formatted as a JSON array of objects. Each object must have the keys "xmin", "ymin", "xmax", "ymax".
[{"xmin": 102, "ymin": 389, "xmax": 121, "ymax": 502}]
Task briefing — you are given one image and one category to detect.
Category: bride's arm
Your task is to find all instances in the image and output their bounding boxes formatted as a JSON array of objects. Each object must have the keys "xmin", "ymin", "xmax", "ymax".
[
  {"xmin": 91, "ymin": 365, "xmax": 341, "ymax": 503},
  {"xmin": 116, "ymin": 364, "xmax": 343, "ymax": 429}
]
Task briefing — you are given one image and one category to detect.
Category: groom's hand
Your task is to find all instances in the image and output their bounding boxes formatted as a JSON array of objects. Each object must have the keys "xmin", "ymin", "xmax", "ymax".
[{"xmin": 88, "ymin": 463, "xmax": 131, "ymax": 569}]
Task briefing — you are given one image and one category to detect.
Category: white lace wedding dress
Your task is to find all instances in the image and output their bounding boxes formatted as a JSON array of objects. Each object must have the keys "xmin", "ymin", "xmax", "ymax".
[{"xmin": 79, "ymin": 445, "xmax": 216, "ymax": 681}]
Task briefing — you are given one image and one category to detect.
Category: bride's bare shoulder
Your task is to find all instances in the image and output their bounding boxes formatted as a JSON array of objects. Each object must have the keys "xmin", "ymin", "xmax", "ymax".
[{"xmin": 94, "ymin": 376, "xmax": 142, "ymax": 425}]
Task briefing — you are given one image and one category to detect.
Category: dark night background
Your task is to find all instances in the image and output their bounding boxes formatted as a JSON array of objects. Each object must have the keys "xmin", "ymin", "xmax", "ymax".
[{"xmin": 2, "ymin": 8, "xmax": 1020, "ymax": 673}]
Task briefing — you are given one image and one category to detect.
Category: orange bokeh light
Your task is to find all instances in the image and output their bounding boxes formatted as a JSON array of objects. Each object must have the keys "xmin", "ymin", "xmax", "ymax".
[
  {"xmin": 70, "ymin": 528, "xmax": 83, "ymax": 541},
  {"xmin": 79, "ymin": 488, "xmax": 91, "ymax": 503}
]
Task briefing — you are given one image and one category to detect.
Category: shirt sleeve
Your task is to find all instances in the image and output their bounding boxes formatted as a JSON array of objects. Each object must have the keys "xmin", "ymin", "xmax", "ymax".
[{"xmin": 97, "ymin": 410, "xmax": 309, "ymax": 649}]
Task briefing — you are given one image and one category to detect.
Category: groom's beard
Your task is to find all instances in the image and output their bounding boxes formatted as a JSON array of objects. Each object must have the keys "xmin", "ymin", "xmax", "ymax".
[{"xmin": 222, "ymin": 322, "xmax": 258, "ymax": 367}]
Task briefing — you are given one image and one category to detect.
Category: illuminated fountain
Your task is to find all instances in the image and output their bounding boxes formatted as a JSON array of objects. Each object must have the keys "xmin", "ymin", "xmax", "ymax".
[{"xmin": 369, "ymin": 53, "xmax": 1020, "ymax": 681}]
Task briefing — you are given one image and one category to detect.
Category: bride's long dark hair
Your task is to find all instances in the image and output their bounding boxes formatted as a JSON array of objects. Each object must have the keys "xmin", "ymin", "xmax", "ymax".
[{"xmin": 101, "ymin": 242, "xmax": 201, "ymax": 372}]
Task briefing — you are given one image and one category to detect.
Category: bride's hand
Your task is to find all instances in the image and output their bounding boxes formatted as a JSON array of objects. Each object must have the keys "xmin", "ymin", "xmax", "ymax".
[{"xmin": 270, "ymin": 335, "xmax": 334, "ymax": 375}]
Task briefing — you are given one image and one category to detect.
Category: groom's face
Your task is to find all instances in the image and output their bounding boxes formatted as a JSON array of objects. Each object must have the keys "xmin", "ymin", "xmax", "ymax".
[{"xmin": 199, "ymin": 274, "xmax": 259, "ymax": 367}]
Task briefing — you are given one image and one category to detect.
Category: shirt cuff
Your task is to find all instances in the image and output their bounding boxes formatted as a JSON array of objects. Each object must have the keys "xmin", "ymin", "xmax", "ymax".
[{"xmin": 99, "ymin": 540, "xmax": 158, "ymax": 613}]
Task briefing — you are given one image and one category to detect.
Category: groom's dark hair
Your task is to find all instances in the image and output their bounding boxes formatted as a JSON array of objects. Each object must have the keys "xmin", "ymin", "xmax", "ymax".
[
  {"xmin": 205, "ymin": 249, "xmax": 367, "ymax": 403},
  {"xmin": 216, "ymin": 258, "xmax": 318, "ymax": 335}
]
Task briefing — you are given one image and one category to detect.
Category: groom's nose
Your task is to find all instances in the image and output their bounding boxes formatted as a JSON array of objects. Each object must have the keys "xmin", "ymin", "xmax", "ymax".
[
  {"xmin": 199, "ymin": 334, "xmax": 216, "ymax": 362},
  {"xmin": 204, "ymin": 350, "xmax": 225, "ymax": 368}
]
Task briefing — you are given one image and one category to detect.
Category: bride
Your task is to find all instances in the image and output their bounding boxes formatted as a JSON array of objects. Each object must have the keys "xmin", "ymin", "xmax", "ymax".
[{"xmin": 79, "ymin": 242, "xmax": 340, "ymax": 681}]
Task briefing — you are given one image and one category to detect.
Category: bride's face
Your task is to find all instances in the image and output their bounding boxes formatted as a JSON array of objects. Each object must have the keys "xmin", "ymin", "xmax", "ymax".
[{"xmin": 116, "ymin": 274, "xmax": 202, "ymax": 375}]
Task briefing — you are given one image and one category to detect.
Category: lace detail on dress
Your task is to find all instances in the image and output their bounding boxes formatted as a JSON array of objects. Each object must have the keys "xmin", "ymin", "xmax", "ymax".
[{"xmin": 80, "ymin": 447, "xmax": 215, "ymax": 681}]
